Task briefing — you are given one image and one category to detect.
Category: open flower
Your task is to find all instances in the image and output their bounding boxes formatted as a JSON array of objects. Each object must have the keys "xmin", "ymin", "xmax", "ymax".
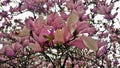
[
  {"xmin": 11, "ymin": 43, "xmax": 23, "ymax": 52},
  {"xmin": 5, "ymin": 46, "xmax": 15, "ymax": 57},
  {"xmin": 96, "ymin": 46, "xmax": 107, "ymax": 57}
]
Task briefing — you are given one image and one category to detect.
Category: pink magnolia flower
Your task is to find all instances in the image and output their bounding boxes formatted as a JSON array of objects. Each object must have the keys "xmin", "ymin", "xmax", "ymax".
[
  {"xmin": 98, "ymin": 32, "xmax": 109, "ymax": 38},
  {"xmin": 38, "ymin": 27, "xmax": 52, "ymax": 44},
  {"xmin": 25, "ymin": 17, "xmax": 55, "ymax": 45},
  {"xmin": 104, "ymin": 12, "xmax": 118, "ymax": 20},
  {"xmin": 5, "ymin": 46, "xmax": 15, "ymax": 57},
  {"xmin": 47, "ymin": 13, "xmax": 64, "ymax": 29},
  {"xmin": 92, "ymin": 1, "xmax": 118, "ymax": 20},
  {"xmin": 74, "ymin": 21, "xmax": 96, "ymax": 35},
  {"xmin": 11, "ymin": 43, "xmax": 23, "ymax": 52},
  {"xmin": 22, "ymin": 39, "xmax": 30, "ymax": 47},
  {"xmin": 25, "ymin": 17, "xmax": 35, "ymax": 31},
  {"xmin": 32, "ymin": 26, "xmax": 54, "ymax": 45},
  {"xmin": 51, "ymin": 11, "xmax": 98, "ymax": 50},
  {"xmin": 110, "ymin": 34, "xmax": 118, "ymax": 42},
  {"xmin": 94, "ymin": 2, "xmax": 114, "ymax": 15},
  {"xmin": 113, "ymin": 59, "xmax": 119, "ymax": 66},
  {"xmin": 66, "ymin": 0, "xmax": 87, "ymax": 18},
  {"xmin": 23, "ymin": 8, "xmax": 98, "ymax": 51},
  {"xmin": 0, "ymin": 11, "xmax": 8, "ymax": 21},
  {"xmin": 96, "ymin": 46, "xmax": 107, "ymax": 57}
]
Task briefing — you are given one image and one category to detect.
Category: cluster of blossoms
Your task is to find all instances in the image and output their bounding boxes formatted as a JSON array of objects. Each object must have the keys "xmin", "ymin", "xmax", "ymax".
[{"xmin": 0, "ymin": 0, "xmax": 120, "ymax": 68}]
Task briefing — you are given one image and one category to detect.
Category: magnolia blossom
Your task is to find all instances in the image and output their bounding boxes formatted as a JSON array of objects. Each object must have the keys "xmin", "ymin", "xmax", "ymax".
[
  {"xmin": 0, "ymin": 0, "xmax": 119, "ymax": 67},
  {"xmin": 96, "ymin": 46, "xmax": 107, "ymax": 57},
  {"xmin": 5, "ymin": 46, "xmax": 15, "ymax": 57},
  {"xmin": 91, "ymin": 0, "xmax": 118, "ymax": 20},
  {"xmin": 17, "ymin": 10, "xmax": 98, "ymax": 51}
]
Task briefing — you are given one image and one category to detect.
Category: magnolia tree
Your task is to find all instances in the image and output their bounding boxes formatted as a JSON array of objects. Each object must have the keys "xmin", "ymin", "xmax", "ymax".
[{"xmin": 0, "ymin": 0, "xmax": 120, "ymax": 68}]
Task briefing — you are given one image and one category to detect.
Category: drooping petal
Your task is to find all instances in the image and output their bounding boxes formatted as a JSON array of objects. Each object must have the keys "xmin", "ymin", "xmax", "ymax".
[{"xmin": 81, "ymin": 36, "xmax": 98, "ymax": 51}]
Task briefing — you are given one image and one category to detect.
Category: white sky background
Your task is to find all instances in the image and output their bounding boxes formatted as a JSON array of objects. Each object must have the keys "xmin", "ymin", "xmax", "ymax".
[{"xmin": 0, "ymin": 0, "xmax": 120, "ymax": 50}]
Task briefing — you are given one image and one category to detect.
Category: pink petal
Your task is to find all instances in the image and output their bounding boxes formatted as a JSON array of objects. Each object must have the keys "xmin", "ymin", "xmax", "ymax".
[
  {"xmin": 18, "ymin": 26, "xmax": 30, "ymax": 37},
  {"xmin": 61, "ymin": 11, "xmax": 68, "ymax": 20},
  {"xmin": 25, "ymin": 18, "xmax": 35, "ymax": 31},
  {"xmin": 29, "ymin": 42, "xmax": 43, "ymax": 52},
  {"xmin": 82, "ymin": 15, "xmax": 89, "ymax": 20},
  {"xmin": 82, "ymin": 36, "xmax": 98, "ymax": 51},
  {"xmin": 38, "ymin": 28, "xmax": 50, "ymax": 44},
  {"xmin": 74, "ymin": 21, "xmax": 89, "ymax": 33},
  {"xmin": 63, "ymin": 24, "xmax": 72, "ymax": 42},
  {"xmin": 80, "ymin": 27, "xmax": 96, "ymax": 35},
  {"xmin": 11, "ymin": 43, "xmax": 23, "ymax": 52},
  {"xmin": 69, "ymin": 37, "xmax": 86, "ymax": 49},
  {"xmin": 54, "ymin": 29, "xmax": 64, "ymax": 43},
  {"xmin": 32, "ymin": 32, "xmax": 39, "ymax": 42}
]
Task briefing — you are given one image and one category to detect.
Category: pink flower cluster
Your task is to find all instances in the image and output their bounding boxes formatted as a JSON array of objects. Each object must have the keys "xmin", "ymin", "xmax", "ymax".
[
  {"xmin": 20, "ymin": 11, "xmax": 97, "ymax": 51},
  {"xmin": 0, "ymin": 0, "xmax": 119, "ymax": 67}
]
